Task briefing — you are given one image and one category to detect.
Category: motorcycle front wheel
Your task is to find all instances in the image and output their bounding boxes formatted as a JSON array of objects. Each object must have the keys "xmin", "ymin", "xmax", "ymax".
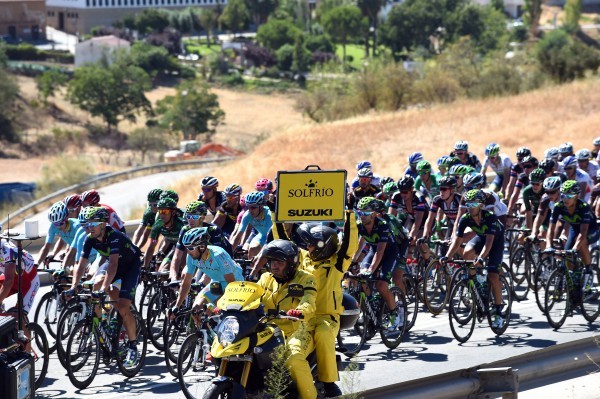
[{"xmin": 202, "ymin": 381, "xmax": 233, "ymax": 399}]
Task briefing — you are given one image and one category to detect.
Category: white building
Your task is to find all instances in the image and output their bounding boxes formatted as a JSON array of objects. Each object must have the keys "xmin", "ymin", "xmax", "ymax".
[{"xmin": 75, "ymin": 34, "xmax": 130, "ymax": 67}]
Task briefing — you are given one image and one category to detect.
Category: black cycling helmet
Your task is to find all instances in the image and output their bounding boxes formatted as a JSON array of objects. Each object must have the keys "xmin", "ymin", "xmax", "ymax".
[
  {"xmin": 439, "ymin": 176, "xmax": 457, "ymax": 189},
  {"xmin": 538, "ymin": 158, "xmax": 555, "ymax": 173},
  {"xmin": 262, "ymin": 239, "xmax": 300, "ymax": 283},
  {"xmin": 147, "ymin": 188, "xmax": 163, "ymax": 203},
  {"xmin": 397, "ymin": 175, "xmax": 415, "ymax": 191},
  {"xmin": 379, "ymin": 176, "xmax": 394, "ymax": 187},
  {"xmin": 516, "ymin": 147, "xmax": 531, "ymax": 159},
  {"xmin": 160, "ymin": 189, "xmax": 179, "ymax": 204},
  {"xmin": 296, "ymin": 224, "xmax": 339, "ymax": 262}
]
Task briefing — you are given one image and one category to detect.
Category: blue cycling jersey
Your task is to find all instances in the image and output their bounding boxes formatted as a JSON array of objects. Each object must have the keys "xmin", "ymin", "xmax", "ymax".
[
  {"xmin": 238, "ymin": 206, "xmax": 273, "ymax": 245},
  {"xmin": 185, "ymin": 245, "xmax": 244, "ymax": 282},
  {"xmin": 46, "ymin": 218, "xmax": 81, "ymax": 246}
]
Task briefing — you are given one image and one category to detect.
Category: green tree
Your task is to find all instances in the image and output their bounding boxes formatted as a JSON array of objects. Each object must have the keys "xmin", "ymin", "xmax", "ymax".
[
  {"xmin": 128, "ymin": 126, "xmax": 169, "ymax": 164},
  {"xmin": 455, "ymin": 4, "xmax": 508, "ymax": 54},
  {"xmin": 67, "ymin": 64, "xmax": 152, "ymax": 133},
  {"xmin": 564, "ymin": 0, "xmax": 583, "ymax": 31},
  {"xmin": 199, "ymin": 9, "xmax": 217, "ymax": 45},
  {"xmin": 220, "ymin": 0, "xmax": 250, "ymax": 35},
  {"xmin": 322, "ymin": 5, "xmax": 365, "ymax": 71},
  {"xmin": 36, "ymin": 69, "xmax": 69, "ymax": 106},
  {"xmin": 257, "ymin": 17, "xmax": 301, "ymax": 50},
  {"xmin": 245, "ymin": 0, "xmax": 279, "ymax": 27},
  {"xmin": 156, "ymin": 79, "xmax": 225, "ymax": 141},
  {"xmin": 292, "ymin": 33, "xmax": 310, "ymax": 72},
  {"xmin": 0, "ymin": 68, "xmax": 19, "ymax": 142},
  {"xmin": 357, "ymin": 0, "xmax": 387, "ymax": 57},
  {"xmin": 315, "ymin": 0, "xmax": 354, "ymax": 22},
  {"xmin": 135, "ymin": 8, "xmax": 170, "ymax": 34},
  {"xmin": 523, "ymin": 0, "xmax": 543, "ymax": 37}
]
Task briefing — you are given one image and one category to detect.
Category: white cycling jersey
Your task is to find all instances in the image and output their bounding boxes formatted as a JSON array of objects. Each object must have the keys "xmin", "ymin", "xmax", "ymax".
[{"xmin": 483, "ymin": 154, "xmax": 512, "ymax": 176}]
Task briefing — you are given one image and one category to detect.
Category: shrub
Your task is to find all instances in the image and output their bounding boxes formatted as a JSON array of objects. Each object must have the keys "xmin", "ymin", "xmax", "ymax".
[
  {"xmin": 243, "ymin": 42, "xmax": 277, "ymax": 67},
  {"xmin": 276, "ymin": 44, "xmax": 295, "ymax": 71},
  {"xmin": 379, "ymin": 62, "xmax": 415, "ymax": 110},
  {"xmin": 37, "ymin": 155, "xmax": 95, "ymax": 195},
  {"xmin": 412, "ymin": 68, "xmax": 463, "ymax": 104},
  {"xmin": 305, "ymin": 34, "xmax": 335, "ymax": 53}
]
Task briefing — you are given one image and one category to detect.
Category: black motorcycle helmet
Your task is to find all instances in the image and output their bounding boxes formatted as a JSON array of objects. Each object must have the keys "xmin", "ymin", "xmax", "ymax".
[
  {"xmin": 296, "ymin": 223, "xmax": 339, "ymax": 262},
  {"xmin": 262, "ymin": 239, "xmax": 300, "ymax": 283}
]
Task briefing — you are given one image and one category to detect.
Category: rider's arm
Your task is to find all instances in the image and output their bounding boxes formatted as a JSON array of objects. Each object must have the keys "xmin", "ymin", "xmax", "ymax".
[
  {"xmin": 351, "ymin": 236, "xmax": 366, "ymax": 263},
  {"xmin": 574, "ymin": 222, "xmax": 588, "ymax": 250},
  {"xmin": 367, "ymin": 242, "xmax": 387, "ymax": 273},
  {"xmin": 478, "ymin": 234, "xmax": 496, "ymax": 261},
  {"xmin": 0, "ymin": 262, "xmax": 15, "ymax": 304},
  {"xmin": 71, "ymin": 257, "xmax": 89, "ymax": 289},
  {"xmin": 213, "ymin": 211, "xmax": 226, "ymax": 230},
  {"xmin": 501, "ymin": 168, "xmax": 512, "ymax": 198},
  {"xmin": 143, "ymin": 239, "xmax": 157, "ymax": 268},
  {"xmin": 175, "ymin": 271, "xmax": 194, "ymax": 308},
  {"xmin": 409, "ymin": 210, "xmax": 426, "ymax": 242},
  {"xmin": 579, "ymin": 181, "xmax": 588, "ymax": 201},
  {"xmin": 170, "ymin": 248, "xmax": 185, "ymax": 281},
  {"xmin": 423, "ymin": 207, "xmax": 438, "ymax": 239}
]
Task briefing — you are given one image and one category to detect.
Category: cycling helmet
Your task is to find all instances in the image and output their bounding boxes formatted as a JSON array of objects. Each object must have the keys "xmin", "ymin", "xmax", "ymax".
[
  {"xmin": 485, "ymin": 143, "xmax": 500, "ymax": 157},
  {"xmin": 185, "ymin": 200, "xmax": 207, "ymax": 215},
  {"xmin": 463, "ymin": 174, "xmax": 486, "ymax": 189},
  {"xmin": 464, "ymin": 189, "xmax": 486, "ymax": 204},
  {"xmin": 560, "ymin": 180, "xmax": 580, "ymax": 195},
  {"xmin": 48, "ymin": 201, "xmax": 68, "ymax": 224},
  {"xmin": 562, "ymin": 155, "xmax": 578, "ymax": 169},
  {"xmin": 383, "ymin": 182, "xmax": 398, "ymax": 194},
  {"xmin": 559, "ymin": 142, "xmax": 573, "ymax": 155},
  {"xmin": 516, "ymin": 147, "xmax": 531, "ymax": 159},
  {"xmin": 255, "ymin": 178, "xmax": 274, "ymax": 192},
  {"xmin": 447, "ymin": 157, "xmax": 461, "ymax": 167},
  {"xmin": 594, "ymin": 137, "xmax": 600, "ymax": 146},
  {"xmin": 521, "ymin": 155, "xmax": 539, "ymax": 167},
  {"xmin": 245, "ymin": 191, "xmax": 265, "ymax": 206},
  {"xmin": 356, "ymin": 160, "xmax": 372, "ymax": 170},
  {"xmin": 544, "ymin": 147, "xmax": 559, "ymax": 160},
  {"xmin": 357, "ymin": 168, "xmax": 374, "ymax": 178},
  {"xmin": 160, "ymin": 189, "xmax": 179, "ymax": 203},
  {"xmin": 262, "ymin": 239, "xmax": 300, "ymax": 283},
  {"xmin": 147, "ymin": 188, "xmax": 163, "ymax": 202},
  {"xmin": 157, "ymin": 197, "xmax": 177, "ymax": 209},
  {"xmin": 357, "ymin": 196, "xmax": 379, "ymax": 211},
  {"xmin": 224, "ymin": 183, "xmax": 243, "ymax": 196},
  {"xmin": 416, "ymin": 160, "xmax": 432, "ymax": 174},
  {"xmin": 296, "ymin": 224, "xmax": 339, "ymax": 262},
  {"xmin": 81, "ymin": 189, "xmax": 100, "ymax": 206},
  {"xmin": 408, "ymin": 152, "xmax": 424, "ymax": 165},
  {"xmin": 63, "ymin": 194, "xmax": 82, "ymax": 209},
  {"xmin": 439, "ymin": 176, "xmax": 457, "ymax": 189},
  {"xmin": 239, "ymin": 195, "xmax": 246, "ymax": 208},
  {"xmin": 576, "ymin": 149, "xmax": 591, "ymax": 161},
  {"xmin": 373, "ymin": 199, "xmax": 387, "ymax": 213},
  {"xmin": 82, "ymin": 206, "xmax": 108, "ymax": 222},
  {"xmin": 182, "ymin": 227, "xmax": 211, "ymax": 248},
  {"xmin": 529, "ymin": 168, "xmax": 546, "ymax": 183},
  {"xmin": 542, "ymin": 176, "xmax": 562, "ymax": 191},
  {"xmin": 449, "ymin": 164, "xmax": 471, "ymax": 177},
  {"xmin": 379, "ymin": 176, "xmax": 394, "ymax": 187},
  {"xmin": 539, "ymin": 158, "xmax": 555, "ymax": 173},
  {"xmin": 437, "ymin": 155, "xmax": 451, "ymax": 166},
  {"xmin": 201, "ymin": 176, "xmax": 219, "ymax": 188},
  {"xmin": 454, "ymin": 140, "xmax": 468, "ymax": 151},
  {"xmin": 78, "ymin": 208, "xmax": 89, "ymax": 226},
  {"xmin": 397, "ymin": 175, "xmax": 415, "ymax": 190}
]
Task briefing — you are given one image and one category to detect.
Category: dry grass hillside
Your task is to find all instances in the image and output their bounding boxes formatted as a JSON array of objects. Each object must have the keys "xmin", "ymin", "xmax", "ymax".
[{"xmin": 173, "ymin": 77, "xmax": 599, "ymax": 204}]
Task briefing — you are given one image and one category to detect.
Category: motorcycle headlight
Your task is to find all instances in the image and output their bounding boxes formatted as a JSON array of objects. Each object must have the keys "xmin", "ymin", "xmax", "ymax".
[{"xmin": 217, "ymin": 316, "xmax": 239, "ymax": 347}]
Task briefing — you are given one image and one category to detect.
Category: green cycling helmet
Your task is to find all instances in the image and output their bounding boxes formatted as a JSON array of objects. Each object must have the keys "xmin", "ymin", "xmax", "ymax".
[
  {"xmin": 529, "ymin": 168, "xmax": 545, "ymax": 184},
  {"xmin": 449, "ymin": 164, "xmax": 471, "ymax": 177},
  {"xmin": 81, "ymin": 206, "xmax": 108, "ymax": 222},
  {"xmin": 464, "ymin": 189, "xmax": 486, "ymax": 204},
  {"xmin": 560, "ymin": 180, "xmax": 580, "ymax": 195},
  {"xmin": 357, "ymin": 196, "xmax": 379, "ymax": 211},
  {"xmin": 185, "ymin": 200, "xmax": 207, "ymax": 215},
  {"xmin": 160, "ymin": 189, "xmax": 179, "ymax": 204},
  {"xmin": 416, "ymin": 160, "xmax": 432, "ymax": 174},
  {"xmin": 182, "ymin": 227, "xmax": 211, "ymax": 247},
  {"xmin": 157, "ymin": 197, "xmax": 177, "ymax": 209},
  {"xmin": 383, "ymin": 182, "xmax": 398, "ymax": 194},
  {"xmin": 147, "ymin": 188, "xmax": 163, "ymax": 202},
  {"xmin": 486, "ymin": 143, "xmax": 500, "ymax": 157}
]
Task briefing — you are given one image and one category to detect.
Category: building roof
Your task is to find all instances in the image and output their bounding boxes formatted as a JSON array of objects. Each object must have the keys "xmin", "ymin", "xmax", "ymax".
[{"xmin": 82, "ymin": 35, "xmax": 130, "ymax": 46}]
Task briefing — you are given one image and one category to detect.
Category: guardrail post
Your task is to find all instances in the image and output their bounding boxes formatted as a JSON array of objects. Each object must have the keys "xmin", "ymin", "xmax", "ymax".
[{"xmin": 471, "ymin": 367, "xmax": 518, "ymax": 399}]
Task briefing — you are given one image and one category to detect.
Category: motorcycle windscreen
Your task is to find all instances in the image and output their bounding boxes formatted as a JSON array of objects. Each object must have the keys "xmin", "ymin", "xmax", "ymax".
[{"xmin": 218, "ymin": 281, "xmax": 265, "ymax": 311}]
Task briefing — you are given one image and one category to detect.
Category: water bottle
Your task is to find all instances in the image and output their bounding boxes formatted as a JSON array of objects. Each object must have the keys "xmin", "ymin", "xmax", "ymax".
[{"xmin": 109, "ymin": 318, "xmax": 119, "ymax": 336}]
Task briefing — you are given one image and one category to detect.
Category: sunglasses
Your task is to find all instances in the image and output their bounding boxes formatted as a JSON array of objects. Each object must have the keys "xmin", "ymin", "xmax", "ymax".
[
  {"xmin": 419, "ymin": 170, "xmax": 430, "ymax": 175},
  {"xmin": 356, "ymin": 210, "xmax": 374, "ymax": 217},
  {"xmin": 226, "ymin": 195, "xmax": 239, "ymax": 199},
  {"xmin": 158, "ymin": 209, "xmax": 172, "ymax": 215},
  {"xmin": 561, "ymin": 193, "xmax": 577, "ymax": 199},
  {"xmin": 439, "ymin": 187, "xmax": 451, "ymax": 192},
  {"xmin": 186, "ymin": 214, "xmax": 203, "ymax": 220},
  {"xmin": 201, "ymin": 187, "xmax": 214, "ymax": 192},
  {"xmin": 148, "ymin": 202, "xmax": 158, "ymax": 207},
  {"xmin": 564, "ymin": 166, "xmax": 575, "ymax": 171},
  {"xmin": 185, "ymin": 245, "xmax": 202, "ymax": 251},
  {"xmin": 87, "ymin": 221, "xmax": 103, "ymax": 228},
  {"xmin": 546, "ymin": 189, "xmax": 559, "ymax": 195},
  {"xmin": 531, "ymin": 182, "xmax": 542, "ymax": 186},
  {"xmin": 53, "ymin": 221, "xmax": 66, "ymax": 227},
  {"xmin": 248, "ymin": 205, "xmax": 260, "ymax": 210},
  {"xmin": 465, "ymin": 202, "xmax": 480, "ymax": 209},
  {"xmin": 522, "ymin": 164, "xmax": 533, "ymax": 169},
  {"xmin": 454, "ymin": 151, "xmax": 465, "ymax": 155},
  {"xmin": 67, "ymin": 208, "xmax": 79, "ymax": 213},
  {"xmin": 400, "ymin": 190, "xmax": 411, "ymax": 195}
]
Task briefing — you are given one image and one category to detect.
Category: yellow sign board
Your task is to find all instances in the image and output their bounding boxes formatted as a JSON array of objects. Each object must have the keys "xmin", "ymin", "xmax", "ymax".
[{"xmin": 276, "ymin": 168, "xmax": 347, "ymax": 222}]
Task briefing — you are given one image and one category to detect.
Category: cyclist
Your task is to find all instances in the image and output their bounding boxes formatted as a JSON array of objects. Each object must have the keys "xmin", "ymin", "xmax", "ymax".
[
  {"xmin": 593, "ymin": 137, "xmax": 600, "ymax": 161},
  {"xmin": 143, "ymin": 197, "xmax": 186, "ymax": 272},
  {"xmin": 440, "ymin": 189, "xmax": 506, "ymax": 328},
  {"xmin": 0, "ymin": 237, "xmax": 39, "ymax": 318},
  {"xmin": 257, "ymin": 239, "xmax": 317, "ymax": 399},
  {"xmin": 380, "ymin": 182, "xmax": 398, "ymax": 208},
  {"xmin": 64, "ymin": 194, "xmax": 82, "ymax": 219},
  {"xmin": 558, "ymin": 142, "xmax": 574, "ymax": 161},
  {"xmin": 576, "ymin": 149, "xmax": 599, "ymax": 184},
  {"xmin": 562, "ymin": 155, "xmax": 593, "ymax": 202},
  {"xmin": 197, "ymin": 176, "xmax": 226, "ymax": 218},
  {"xmin": 132, "ymin": 188, "xmax": 162, "ymax": 248},
  {"xmin": 81, "ymin": 189, "xmax": 126, "ymax": 233},
  {"xmin": 507, "ymin": 155, "xmax": 539, "ymax": 218},
  {"xmin": 255, "ymin": 178, "xmax": 277, "ymax": 212},
  {"xmin": 38, "ymin": 201, "xmax": 82, "ymax": 269},
  {"xmin": 213, "ymin": 183, "xmax": 243, "ymax": 236},
  {"xmin": 347, "ymin": 168, "xmax": 380, "ymax": 209},
  {"xmin": 437, "ymin": 155, "xmax": 460, "ymax": 177},
  {"xmin": 69, "ymin": 206, "xmax": 142, "ymax": 366},
  {"xmin": 414, "ymin": 160, "xmax": 440, "ymax": 201},
  {"xmin": 230, "ymin": 191, "xmax": 273, "ymax": 259},
  {"xmin": 457, "ymin": 173, "xmax": 508, "ymax": 228},
  {"xmin": 481, "ymin": 143, "xmax": 512, "ymax": 197},
  {"xmin": 450, "ymin": 140, "xmax": 482, "ymax": 172},
  {"xmin": 351, "ymin": 160, "xmax": 382, "ymax": 189},
  {"xmin": 389, "ymin": 175, "xmax": 429, "ymax": 247},
  {"xmin": 547, "ymin": 180, "xmax": 599, "ymax": 277},
  {"xmin": 448, "ymin": 164, "xmax": 473, "ymax": 194},
  {"xmin": 404, "ymin": 152, "xmax": 424, "ymax": 178},
  {"xmin": 171, "ymin": 227, "xmax": 244, "ymax": 317},
  {"xmin": 422, "ymin": 176, "xmax": 461, "ymax": 243},
  {"xmin": 520, "ymin": 168, "xmax": 547, "ymax": 229},
  {"xmin": 530, "ymin": 176, "xmax": 562, "ymax": 246}
]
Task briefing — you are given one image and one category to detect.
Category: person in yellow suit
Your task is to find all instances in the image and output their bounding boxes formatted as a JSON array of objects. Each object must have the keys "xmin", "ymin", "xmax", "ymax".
[
  {"xmin": 257, "ymin": 239, "xmax": 318, "ymax": 399},
  {"xmin": 270, "ymin": 210, "xmax": 358, "ymax": 397}
]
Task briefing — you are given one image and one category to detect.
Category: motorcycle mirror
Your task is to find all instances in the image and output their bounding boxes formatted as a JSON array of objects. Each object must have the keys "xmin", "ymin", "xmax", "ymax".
[
  {"xmin": 287, "ymin": 284, "xmax": 304, "ymax": 298},
  {"xmin": 210, "ymin": 282, "xmax": 224, "ymax": 296}
]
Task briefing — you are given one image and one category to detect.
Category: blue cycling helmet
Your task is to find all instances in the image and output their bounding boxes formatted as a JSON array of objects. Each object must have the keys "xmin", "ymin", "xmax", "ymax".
[
  {"xmin": 48, "ymin": 201, "xmax": 68, "ymax": 224},
  {"xmin": 408, "ymin": 152, "xmax": 424, "ymax": 165},
  {"xmin": 245, "ymin": 191, "xmax": 265, "ymax": 206},
  {"xmin": 356, "ymin": 160, "xmax": 372, "ymax": 170}
]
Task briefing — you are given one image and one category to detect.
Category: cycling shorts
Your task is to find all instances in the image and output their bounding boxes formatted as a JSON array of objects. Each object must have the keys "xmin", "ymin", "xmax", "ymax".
[
  {"xmin": 566, "ymin": 225, "xmax": 600, "ymax": 250},
  {"xmin": 361, "ymin": 246, "xmax": 398, "ymax": 283},
  {"xmin": 464, "ymin": 234, "xmax": 504, "ymax": 273},
  {"xmin": 94, "ymin": 259, "xmax": 141, "ymax": 301}
]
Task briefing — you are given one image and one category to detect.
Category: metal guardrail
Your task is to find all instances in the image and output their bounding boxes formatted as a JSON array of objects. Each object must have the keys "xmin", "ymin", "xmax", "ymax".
[{"xmin": 1, "ymin": 156, "xmax": 237, "ymax": 229}]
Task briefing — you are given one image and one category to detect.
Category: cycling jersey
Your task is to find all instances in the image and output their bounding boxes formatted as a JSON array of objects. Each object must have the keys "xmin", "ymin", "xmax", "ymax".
[
  {"xmin": 449, "ymin": 152, "xmax": 482, "ymax": 172},
  {"xmin": 73, "ymin": 226, "xmax": 98, "ymax": 262},
  {"xmin": 347, "ymin": 185, "xmax": 381, "ymax": 209},
  {"xmin": 215, "ymin": 202, "xmax": 242, "ymax": 236},
  {"xmin": 430, "ymin": 192, "xmax": 462, "ymax": 221},
  {"xmin": 100, "ymin": 203, "xmax": 125, "ymax": 232},
  {"xmin": 357, "ymin": 217, "xmax": 399, "ymax": 282},
  {"xmin": 197, "ymin": 191, "xmax": 226, "ymax": 216},
  {"xmin": 566, "ymin": 169, "xmax": 593, "ymax": 203},
  {"xmin": 81, "ymin": 225, "xmax": 141, "ymax": 277},
  {"xmin": 522, "ymin": 185, "xmax": 544, "ymax": 215},
  {"xmin": 581, "ymin": 161, "xmax": 599, "ymax": 182},
  {"xmin": 460, "ymin": 190, "xmax": 507, "ymax": 217},
  {"xmin": 537, "ymin": 194, "xmax": 556, "ymax": 227},
  {"xmin": 483, "ymin": 154, "xmax": 512, "ymax": 176},
  {"xmin": 238, "ymin": 206, "xmax": 273, "ymax": 245},
  {"xmin": 176, "ymin": 222, "xmax": 232, "ymax": 255},
  {"xmin": 415, "ymin": 174, "xmax": 441, "ymax": 199},
  {"xmin": 456, "ymin": 210, "xmax": 503, "ymax": 238},
  {"xmin": 390, "ymin": 190, "xmax": 429, "ymax": 230},
  {"xmin": 0, "ymin": 239, "xmax": 39, "ymax": 311},
  {"xmin": 140, "ymin": 207, "xmax": 157, "ymax": 229},
  {"xmin": 550, "ymin": 199, "xmax": 598, "ymax": 228},
  {"xmin": 351, "ymin": 174, "xmax": 381, "ymax": 189},
  {"xmin": 514, "ymin": 173, "xmax": 530, "ymax": 190},
  {"xmin": 149, "ymin": 216, "xmax": 186, "ymax": 244},
  {"xmin": 46, "ymin": 218, "xmax": 81, "ymax": 246}
]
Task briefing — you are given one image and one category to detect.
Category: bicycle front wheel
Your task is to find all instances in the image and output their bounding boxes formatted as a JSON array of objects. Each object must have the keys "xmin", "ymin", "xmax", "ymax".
[
  {"xmin": 116, "ymin": 308, "xmax": 147, "ymax": 377},
  {"xmin": 65, "ymin": 320, "xmax": 100, "ymax": 389},
  {"xmin": 509, "ymin": 247, "xmax": 529, "ymax": 301},
  {"xmin": 165, "ymin": 312, "xmax": 192, "ymax": 376},
  {"xmin": 487, "ymin": 275, "xmax": 512, "ymax": 336},
  {"xmin": 56, "ymin": 303, "xmax": 85, "ymax": 369},
  {"xmin": 337, "ymin": 296, "xmax": 368, "ymax": 357},
  {"xmin": 423, "ymin": 260, "xmax": 448, "ymax": 315},
  {"xmin": 378, "ymin": 287, "xmax": 407, "ymax": 349},
  {"xmin": 33, "ymin": 291, "xmax": 60, "ymax": 345},
  {"xmin": 27, "ymin": 322, "xmax": 49, "ymax": 390},
  {"xmin": 581, "ymin": 265, "xmax": 600, "ymax": 322},
  {"xmin": 534, "ymin": 258, "xmax": 554, "ymax": 313},
  {"xmin": 403, "ymin": 274, "xmax": 419, "ymax": 331},
  {"xmin": 448, "ymin": 280, "xmax": 475, "ymax": 343},
  {"xmin": 544, "ymin": 269, "xmax": 570, "ymax": 330},
  {"xmin": 178, "ymin": 333, "xmax": 215, "ymax": 399},
  {"xmin": 146, "ymin": 290, "xmax": 168, "ymax": 351}
]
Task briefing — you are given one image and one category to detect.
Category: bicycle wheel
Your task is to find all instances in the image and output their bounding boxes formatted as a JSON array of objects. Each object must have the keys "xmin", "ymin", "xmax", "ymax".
[
  {"xmin": 65, "ymin": 320, "xmax": 100, "ymax": 389},
  {"xmin": 378, "ymin": 287, "xmax": 406, "ymax": 349},
  {"xmin": 423, "ymin": 260, "xmax": 448, "ymax": 315},
  {"xmin": 33, "ymin": 291, "xmax": 60, "ymax": 347},
  {"xmin": 178, "ymin": 333, "xmax": 215, "ymax": 399},
  {"xmin": 509, "ymin": 247, "xmax": 529, "ymax": 301},
  {"xmin": 448, "ymin": 280, "xmax": 475, "ymax": 343},
  {"xmin": 56, "ymin": 303, "xmax": 85, "ymax": 369},
  {"xmin": 544, "ymin": 269, "xmax": 570, "ymax": 330},
  {"xmin": 403, "ymin": 275, "xmax": 419, "ymax": 331},
  {"xmin": 165, "ymin": 312, "xmax": 191, "ymax": 376},
  {"xmin": 27, "ymin": 322, "xmax": 49, "ymax": 390},
  {"xmin": 137, "ymin": 283, "xmax": 155, "ymax": 316},
  {"xmin": 337, "ymin": 296, "xmax": 368, "ymax": 357},
  {"xmin": 116, "ymin": 308, "xmax": 147, "ymax": 377},
  {"xmin": 146, "ymin": 290, "xmax": 168, "ymax": 351},
  {"xmin": 581, "ymin": 265, "xmax": 600, "ymax": 322},
  {"xmin": 591, "ymin": 247, "xmax": 600, "ymax": 270},
  {"xmin": 487, "ymin": 275, "xmax": 512, "ymax": 336},
  {"xmin": 534, "ymin": 258, "xmax": 554, "ymax": 313}
]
